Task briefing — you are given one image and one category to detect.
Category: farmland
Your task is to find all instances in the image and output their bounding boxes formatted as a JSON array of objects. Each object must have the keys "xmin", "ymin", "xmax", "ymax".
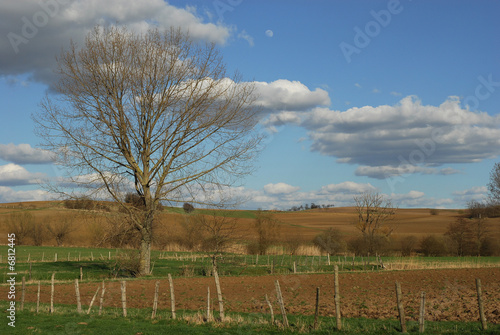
[{"xmin": 1, "ymin": 201, "xmax": 500, "ymax": 333}]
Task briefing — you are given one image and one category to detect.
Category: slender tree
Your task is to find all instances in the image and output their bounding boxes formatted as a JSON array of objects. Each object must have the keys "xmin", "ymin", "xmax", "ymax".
[
  {"xmin": 33, "ymin": 26, "xmax": 262, "ymax": 275},
  {"xmin": 353, "ymin": 192, "xmax": 397, "ymax": 254}
]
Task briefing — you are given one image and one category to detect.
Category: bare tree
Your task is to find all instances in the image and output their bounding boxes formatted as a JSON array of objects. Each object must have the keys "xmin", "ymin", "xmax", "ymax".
[
  {"xmin": 33, "ymin": 26, "xmax": 262, "ymax": 275},
  {"xmin": 46, "ymin": 215, "xmax": 77, "ymax": 246},
  {"xmin": 445, "ymin": 218, "xmax": 474, "ymax": 256},
  {"xmin": 196, "ymin": 210, "xmax": 238, "ymax": 270},
  {"xmin": 353, "ymin": 192, "xmax": 397, "ymax": 255},
  {"xmin": 250, "ymin": 210, "xmax": 280, "ymax": 255}
]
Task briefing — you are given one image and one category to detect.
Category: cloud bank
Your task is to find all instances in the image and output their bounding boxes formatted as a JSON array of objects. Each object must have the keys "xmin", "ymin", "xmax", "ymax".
[{"xmin": 0, "ymin": 0, "xmax": 231, "ymax": 86}]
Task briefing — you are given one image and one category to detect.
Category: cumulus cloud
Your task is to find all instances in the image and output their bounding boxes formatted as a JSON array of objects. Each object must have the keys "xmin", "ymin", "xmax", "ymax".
[
  {"xmin": 0, "ymin": 163, "xmax": 46, "ymax": 186},
  {"xmin": 265, "ymin": 30, "xmax": 273, "ymax": 37},
  {"xmin": 0, "ymin": 0, "xmax": 231, "ymax": 86},
  {"xmin": 453, "ymin": 186, "xmax": 488, "ymax": 204},
  {"xmin": 253, "ymin": 79, "xmax": 330, "ymax": 112},
  {"xmin": 0, "ymin": 186, "xmax": 50, "ymax": 203},
  {"xmin": 273, "ymin": 96, "xmax": 500, "ymax": 177},
  {"xmin": 263, "ymin": 182, "xmax": 300, "ymax": 195},
  {"xmin": 0, "ymin": 143, "xmax": 55, "ymax": 164},
  {"xmin": 231, "ymin": 182, "xmax": 449, "ymax": 209}
]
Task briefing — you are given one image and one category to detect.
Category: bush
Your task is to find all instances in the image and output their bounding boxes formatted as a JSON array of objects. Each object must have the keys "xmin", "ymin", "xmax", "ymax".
[
  {"xmin": 183, "ymin": 202, "xmax": 195, "ymax": 213},
  {"xmin": 46, "ymin": 215, "xmax": 76, "ymax": 246},
  {"xmin": 110, "ymin": 251, "xmax": 141, "ymax": 277},
  {"xmin": 64, "ymin": 197, "xmax": 94, "ymax": 210},
  {"xmin": 480, "ymin": 237, "xmax": 500, "ymax": 256},
  {"xmin": 313, "ymin": 228, "xmax": 346, "ymax": 255},
  {"xmin": 429, "ymin": 209, "xmax": 439, "ymax": 215},
  {"xmin": 420, "ymin": 235, "xmax": 448, "ymax": 256},
  {"xmin": 348, "ymin": 234, "xmax": 389, "ymax": 256},
  {"xmin": 6, "ymin": 212, "xmax": 33, "ymax": 245},
  {"xmin": 400, "ymin": 235, "xmax": 418, "ymax": 256}
]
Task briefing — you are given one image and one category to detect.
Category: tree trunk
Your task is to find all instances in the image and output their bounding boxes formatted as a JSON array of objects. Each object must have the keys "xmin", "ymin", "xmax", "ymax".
[{"xmin": 139, "ymin": 237, "xmax": 151, "ymax": 275}]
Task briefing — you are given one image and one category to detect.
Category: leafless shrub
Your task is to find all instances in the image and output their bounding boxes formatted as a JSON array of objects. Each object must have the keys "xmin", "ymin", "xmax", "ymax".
[
  {"xmin": 110, "ymin": 251, "xmax": 141, "ymax": 278},
  {"xmin": 46, "ymin": 215, "xmax": 76, "ymax": 246},
  {"xmin": 312, "ymin": 228, "xmax": 346, "ymax": 255},
  {"xmin": 400, "ymin": 235, "xmax": 419, "ymax": 256},
  {"xmin": 6, "ymin": 212, "xmax": 33, "ymax": 245},
  {"xmin": 420, "ymin": 235, "xmax": 448, "ymax": 256}
]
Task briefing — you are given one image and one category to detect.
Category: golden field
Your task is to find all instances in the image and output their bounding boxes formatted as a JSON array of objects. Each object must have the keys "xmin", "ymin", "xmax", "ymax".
[{"xmin": 0, "ymin": 201, "xmax": 499, "ymax": 248}]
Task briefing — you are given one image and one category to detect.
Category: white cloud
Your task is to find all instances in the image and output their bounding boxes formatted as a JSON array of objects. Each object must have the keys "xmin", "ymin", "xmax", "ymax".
[
  {"xmin": 290, "ymin": 96, "xmax": 500, "ymax": 176},
  {"xmin": 355, "ymin": 165, "xmax": 461, "ymax": 179},
  {"xmin": 0, "ymin": 143, "xmax": 55, "ymax": 164},
  {"xmin": 253, "ymin": 79, "xmax": 330, "ymax": 112},
  {"xmin": 453, "ymin": 186, "xmax": 488, "ymax": 204},
  {"xmin": 0, "ymin": 163, "xmax": 46, "ymax": 186},
  {"xmin": 263, "ymin": 182, "xmax": 300, "ymax": 195},
  {"xmin": 265, "ymin": 30, "xmax": 273, "ymax": 37},
  {"xmin": 0, "ymin": 0, "xmax": 231, "ymax": 86},
  {"xmin": 354, "ymin": 83, "xmax": 362, "ymax": 88},
  {"xmin": 0, "ymin": 186, "xmax": 50, "ymax": 203},
  {"xmin": 391, "ymin": 91, "xmax": 402, "ymax": 96},
  {"xmin": 372, "ymin": 88, "xmax": 381, "ymax": 93}
]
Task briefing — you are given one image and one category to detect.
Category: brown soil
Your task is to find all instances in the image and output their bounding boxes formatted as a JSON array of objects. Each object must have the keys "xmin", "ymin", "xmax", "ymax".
[{"xmin": 5, "ymin": 268, "xmax": 500, "ymax": 323}]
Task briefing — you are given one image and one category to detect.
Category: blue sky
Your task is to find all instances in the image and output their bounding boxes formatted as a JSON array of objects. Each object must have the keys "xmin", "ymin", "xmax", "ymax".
[{"xmin": 0, "ymin": 0, "xmax": 499, "ymax": 209}]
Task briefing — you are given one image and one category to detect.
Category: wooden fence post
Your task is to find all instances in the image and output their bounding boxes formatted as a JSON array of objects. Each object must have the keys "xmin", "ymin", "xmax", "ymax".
[
  {"xmin": 313, "ymin": 287, "xmax": 320, "ymax": 329},
  {"xmin": 275, "ymin": 280, "xmax": 289, "ymax": 328},
  {"xmin": 36, "ymin": 281, "xmax": 41, "ymax": 314},
  {"xmin": 120, "ymin": 281, "xmax": 127, "ymax": 317},
  {"xmin": 419, "ymin": 291, "xmax": 426, "ymax": 333},
  {"xmin": 80, "ymin": 267, "xmax": 83, "ymax": 281},
  {"xmin": 20, "ymin": 276, "xmax": 25, "ymax": 311},
  {"xmin": 87, "ymin": 286, "xmax": 100, "ymax": 314},
  {"xmin": 476, "ymin": 278, "xmax": 488, "ymax": 330},
  {"xmin": 293, "ymin": 261, "xmax": 297, "ymax": 274},
  {"xmin": 54, "ymin": 253, "xmax": 57, "ymax": 262},
  {"xmin": 214, "ymin": 269, "xmax": 225, "ymax": 321},
  {"xmin": 29, "ymin": 262, "xmax": 32, "ymax": 281},
  {"xmin": 50, "ymin": 272, "xmax": 55, "ymax": 313},
  {"xmin": 151, "ymin": 281, "xmax": 159, "ymax": 319},
  {"xmin": 206, "ymin": 286, "xmax": 211, "ymax": 322},
  {"xmin": 75, "ymin": 279, "xmax": 82, "ymax": 313},
  {"xmin": 98, "ymin": 281, "xmax": 106, "ymax": 316},
  {"xmin": 265, "ymin": 294, "xmax": 274, "ymax": 325},
  {"xmin": 168, "ymin": 273, "xmax": 176, "ymax": 319},
  {"xmin": 395, "ymin": 281, "xmax": 407, "ymax": 333},
  {"xmin": 334, "ymin": 265, "xmax": 342, "ymax": 330}
]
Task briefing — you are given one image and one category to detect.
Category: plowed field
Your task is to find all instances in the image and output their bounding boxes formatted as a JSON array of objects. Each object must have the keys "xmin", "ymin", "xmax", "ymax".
[{"xmin": 7, "ymin": 268, "xmax": 500, "ymax": 323}]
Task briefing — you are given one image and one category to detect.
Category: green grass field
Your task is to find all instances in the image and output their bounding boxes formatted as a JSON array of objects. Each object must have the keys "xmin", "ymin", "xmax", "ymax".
[
  {"xmin": 2, "ymin": 245, "xmax": 500, "ymax": 283},
  {"xmin": 1, "ymin": 302, "xmax": 498, "ymax": 335}
]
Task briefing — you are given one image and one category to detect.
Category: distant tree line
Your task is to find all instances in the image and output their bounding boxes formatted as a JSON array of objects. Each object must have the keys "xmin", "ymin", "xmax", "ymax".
[{"xmin": 287, "ymin": 203, "xmax": 335, "ymax": 211}]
